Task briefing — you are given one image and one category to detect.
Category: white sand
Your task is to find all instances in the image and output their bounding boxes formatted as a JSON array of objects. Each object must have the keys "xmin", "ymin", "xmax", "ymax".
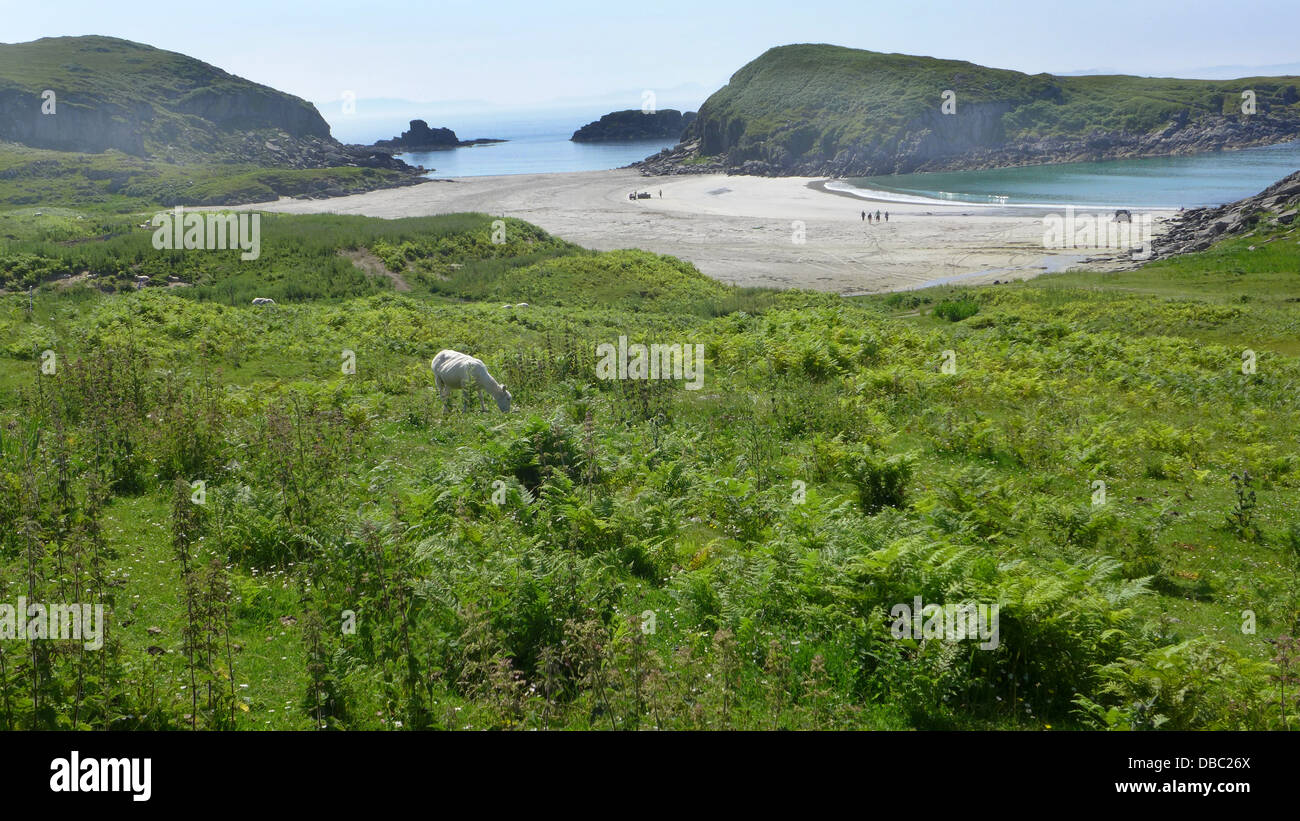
[{"xmin": 219, "ymin": 169, "xmax": 1175, "ymax": 293}]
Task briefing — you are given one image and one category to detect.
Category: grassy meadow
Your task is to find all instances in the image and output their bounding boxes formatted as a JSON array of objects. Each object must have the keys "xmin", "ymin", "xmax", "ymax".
[
  {"xmin": 1, "ymin": 207, "xmax": 1298, "ymax": 730},
  {"xmin": 0, "ymin": 144, "xmax": 414, "ymax": 211}
]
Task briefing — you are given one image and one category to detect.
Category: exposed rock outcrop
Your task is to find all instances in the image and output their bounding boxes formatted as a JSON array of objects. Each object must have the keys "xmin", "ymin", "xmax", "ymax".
[
  {"xmin": 371, "ymin": 120, "xmax": 506, "ymax": 152},
  {"xmin": 1148, "ymin": 170, "xmax": 1300, "ymax": 258},
  {"xmin": 571, "ymin": 109, "xmax": 696, "ymax": 142}
]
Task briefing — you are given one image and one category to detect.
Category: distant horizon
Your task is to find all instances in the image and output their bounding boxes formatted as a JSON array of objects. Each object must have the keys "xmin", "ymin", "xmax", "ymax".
[
  {"xmin": 10, "ymin": 29, "xmax": 1300, "ymax": 145},
  {"xmin": 315, "ymin": 96, "xmax": 710, "ymax": 146},
  {"xmin": 316, "ymin": 54, "xmax": 1300, "ymax": 144},
  {"xmin": 8, "ymin": 0, "xmax": 1299, "ymax": 114}
]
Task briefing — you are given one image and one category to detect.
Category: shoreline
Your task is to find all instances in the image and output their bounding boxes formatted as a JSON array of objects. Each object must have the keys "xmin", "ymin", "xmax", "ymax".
[
  {"xmin": 809, "ymin": 178, "xmax": 1146, "ymax": 215},
  {"xmin": 213, "ymin": 168, "xmax": 1174, "ymax": 294}
]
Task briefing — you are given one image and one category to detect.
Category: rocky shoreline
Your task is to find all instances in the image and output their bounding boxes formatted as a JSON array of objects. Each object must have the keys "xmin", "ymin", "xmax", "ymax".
[
  {"xmin": 1148, "ymin": 169, "xmax": 1300, "ymax": 259},
  {"xmin": 633, "ymin": 117, "xmax": 1300, "ymax": 178}
]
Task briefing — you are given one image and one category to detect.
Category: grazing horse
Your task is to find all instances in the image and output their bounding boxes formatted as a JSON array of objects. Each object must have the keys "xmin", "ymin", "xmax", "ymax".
[{"xmin": 431, "ymin": 349, "xmax": 512, "ymax": 413}]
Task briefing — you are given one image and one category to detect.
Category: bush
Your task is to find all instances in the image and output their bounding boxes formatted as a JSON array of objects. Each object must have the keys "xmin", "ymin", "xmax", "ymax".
[
  {"xmin": 933, "ymin": 299, "xmax": 980, "ymax": 322},
  {"xmin": 847, "ymin": 448, "xmax": 913, "ymax": 513},
  {"xmin": 506, "ymin": 415, "xmax": 583, "ymax": 492}
]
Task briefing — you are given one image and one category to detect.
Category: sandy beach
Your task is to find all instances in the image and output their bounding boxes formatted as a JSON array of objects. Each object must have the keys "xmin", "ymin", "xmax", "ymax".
[{"xmin": 223, "ymin": 169, "xmax": 1176, "ymax": 293}]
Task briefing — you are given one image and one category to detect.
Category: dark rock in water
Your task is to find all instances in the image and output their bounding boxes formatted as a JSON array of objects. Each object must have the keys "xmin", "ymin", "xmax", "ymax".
[
  {"xmin": 375, "ymin": 120, "xmax": 460, "ymax": 149},
  {"xmin": 371, "ymin": 120, "xmax": 507, "ymax": 152},
  {"xmin": 571, "ymin": 109, "xmax": 697, "ymax": 142}
]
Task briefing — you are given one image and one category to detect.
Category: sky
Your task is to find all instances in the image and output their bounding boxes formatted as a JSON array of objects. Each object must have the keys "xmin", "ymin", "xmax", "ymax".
[{"xmin": 5, "ymin": 0, "xmax": 1300, "ymax": 112}]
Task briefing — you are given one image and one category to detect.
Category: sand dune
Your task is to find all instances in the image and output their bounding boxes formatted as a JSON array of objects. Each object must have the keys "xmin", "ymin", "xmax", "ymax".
[{"xmin": 218, "ymin": 169, "xmax": 1175, "ymax": 293}]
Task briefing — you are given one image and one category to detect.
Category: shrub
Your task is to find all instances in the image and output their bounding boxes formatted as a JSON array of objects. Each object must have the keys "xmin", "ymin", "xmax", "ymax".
[
  {"xmin": 933, "ymin": 299, "xmax": 980, "ymax": 322},
  {"xmin": 506, "ymin": 415, "xmax": 583, "ymax": 492},
  {"xmin": 847, "ymin": 448, "xmax": 913, "ymax": 514},
  {"xmin": 1074, "ymin": 638, "xmax": 1275, "ymax": 730}
]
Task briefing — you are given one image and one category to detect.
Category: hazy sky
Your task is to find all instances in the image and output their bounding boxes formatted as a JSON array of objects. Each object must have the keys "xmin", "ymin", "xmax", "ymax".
[{"xmin": 6, "ymin": 0, "xmax": 1300, "ymax": 108}]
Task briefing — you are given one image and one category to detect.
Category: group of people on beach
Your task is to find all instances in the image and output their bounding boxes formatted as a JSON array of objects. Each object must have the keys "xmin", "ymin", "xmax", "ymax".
[{"xmin": 861, "ymin": 209, "xmax": 888, "ymax": 224}]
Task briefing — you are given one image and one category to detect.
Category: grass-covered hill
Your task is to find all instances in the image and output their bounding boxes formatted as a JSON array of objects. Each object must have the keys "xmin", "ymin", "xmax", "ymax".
[
  {"xmin": 1, "ymin": 195, "xmax": 1298, "ymax": 730},
  {"xmin": 0, "ymin": 36, "xmax": 330, "ymax": 157},
  {"xmin": 638, "ymin": 43, "xmax": 1300, "ymax": 176},
  {"xmin": 0, "ymin": 36, "xmax": 422, "ymax": 210}
]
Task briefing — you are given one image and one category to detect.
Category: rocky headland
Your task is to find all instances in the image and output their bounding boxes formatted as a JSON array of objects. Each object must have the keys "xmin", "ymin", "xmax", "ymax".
[
  {"xmin": 571, "ymin": 109, "xmax": 696, "ymax": 142},
  {"xmin": 370, "ymin": 120, "xmax": 507, "ymax": 152}
]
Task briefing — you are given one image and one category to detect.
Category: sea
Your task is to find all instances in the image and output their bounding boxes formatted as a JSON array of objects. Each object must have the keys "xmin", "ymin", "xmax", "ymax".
[
  {"xmin": 837, "ymin": 140, "xmax": 1300, "ymax": 209},
  {"xmin": 328, "ymin": 106, "xmax": 1299, "ymax": 207},
  {"xmin": 329, "ymin": 108, "xmax": 677, "ymax": 178}
]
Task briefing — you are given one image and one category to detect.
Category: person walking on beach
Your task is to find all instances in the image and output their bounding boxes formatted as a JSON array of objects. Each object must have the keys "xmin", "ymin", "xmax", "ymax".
[
  {"xmin": 659, "ymin": 190, "xmax": 662, "ymax": 198},
  {"xmin": 861, "ymin": 210, "xmax": 865, "ymax": 221},
  {"xmin": 866, "ymin": 213, "xmax": 873, "ymax": 224},
  {"xmin": 884, "ymin": 211, "xmax": 889, "ymax": 222},
  {"xmin": 875, "ymin": 210, "xmax": 881, "ymax": 222}
]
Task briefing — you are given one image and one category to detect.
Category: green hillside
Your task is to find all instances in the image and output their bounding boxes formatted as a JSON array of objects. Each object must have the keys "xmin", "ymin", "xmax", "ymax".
[
  {"xmin": 662, "ymin": 43, "xmax": 1300, "ymax": 175},
  {"xmin": 0, "ymin": 36, "xmax": 420, "ymax": 210},
  {"xmin": 1, "ymin": 201, "xmax": 1297, "ymax": 730}
]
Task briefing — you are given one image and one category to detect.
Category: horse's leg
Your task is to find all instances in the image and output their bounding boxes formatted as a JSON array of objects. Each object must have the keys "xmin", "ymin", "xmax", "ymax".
[
  {"xmin": 466, "ymin": 371, "xmax": 485, "ymax": 412},
  {"xmin": 436, "ymin": 375, "xmax": 451, "ymax": 414}
]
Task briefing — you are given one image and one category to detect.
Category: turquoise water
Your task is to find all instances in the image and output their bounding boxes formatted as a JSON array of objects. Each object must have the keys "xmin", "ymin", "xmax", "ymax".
[
  {"xmin": 399, "ymin": 136, "xmax": 675, "ymax": 177},
  {"xmin": 385, "ymin": 111, "xmax": 676, "ymax": 178},
  {"xmin": 845, "ymin": 140, "xmax": 1300, "ymax": 208}
]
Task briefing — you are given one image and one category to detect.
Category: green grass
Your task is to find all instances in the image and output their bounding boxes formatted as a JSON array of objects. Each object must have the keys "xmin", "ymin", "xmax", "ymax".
[
  {"xmin": 0, "ymin": 143, "xmax": 413, "ymax": 212},
  {"xmin": 1, "ymin": 208, "xmax": 1298, "ymax": 730}
]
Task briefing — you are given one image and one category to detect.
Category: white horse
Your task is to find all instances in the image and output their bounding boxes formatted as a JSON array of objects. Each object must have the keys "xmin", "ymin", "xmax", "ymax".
[
  {"xmin": 251, "ymin": 297, "xmax": 276, "ymax": 306},
  {"xmin": 431, "ymin": 349, "xmax": 512, "ymax": 413}
]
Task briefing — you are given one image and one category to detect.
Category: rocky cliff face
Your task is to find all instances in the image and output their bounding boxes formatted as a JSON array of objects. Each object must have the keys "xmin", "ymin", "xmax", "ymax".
[
  {"xmin": 0, "ymin": 88, "xmax": 148, "ymax": 155},
  {"xmin": 170, "ymin": 85, "xmax": 332, "ymax": 140},
  {"xmin": 675, "ymin": 101, "xmax": 1019, "ymax": 175},
  {"xmin": 640, "ymin": 108, "xmax": 1300, "ymax": 177}
]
